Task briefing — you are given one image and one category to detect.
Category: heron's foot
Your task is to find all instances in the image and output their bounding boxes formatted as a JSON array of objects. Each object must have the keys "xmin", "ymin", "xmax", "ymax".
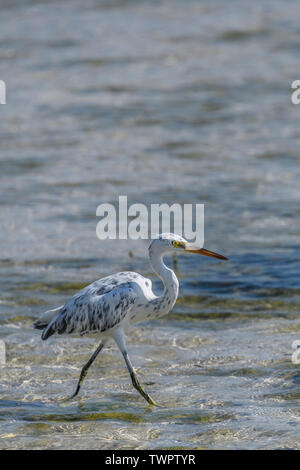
[
  {"xmin": 69, "ymin": 388, "xmax": 81, "ymax": 400},
  {"xmin": 60, "ymin": 390, "xmax": 80, "ymax": 402},
  {"xmin": 68, "ymin": 365, "xmax": 91, "ymax": 400},
  {"xmin": 131, "ymin": 372, "xmax": 160, "ymax": 407},
  {"xmin": 58, "ymin": 392, "xmax": 80, "ymax": 404},
  {"xmin": 69, "ymin": 376, "xmax": 87, "ymax": 400}
]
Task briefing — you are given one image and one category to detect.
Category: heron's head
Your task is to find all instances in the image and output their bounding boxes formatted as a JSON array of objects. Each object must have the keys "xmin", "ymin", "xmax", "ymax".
[{"xmin": 149, "ymin": 233, "xmax": 228, "ymax": 260}]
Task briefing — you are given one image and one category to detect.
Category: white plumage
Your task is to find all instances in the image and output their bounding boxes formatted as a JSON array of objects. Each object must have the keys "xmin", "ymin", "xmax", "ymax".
[{"xmin": 34, "ymin": 233, "xmax": 227, "ymax": 405}]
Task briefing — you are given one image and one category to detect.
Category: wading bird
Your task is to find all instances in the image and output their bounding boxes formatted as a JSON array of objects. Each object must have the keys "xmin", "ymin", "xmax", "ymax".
[{"xmin": 34, "ymin": 233, "xmax": 228, "ymax": 405}]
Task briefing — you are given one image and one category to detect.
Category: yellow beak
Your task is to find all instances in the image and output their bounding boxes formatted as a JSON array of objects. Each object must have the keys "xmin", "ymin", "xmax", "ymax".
[{"xmin": 185, "ymin": 246, "xmax": 228, "ymax": 261}]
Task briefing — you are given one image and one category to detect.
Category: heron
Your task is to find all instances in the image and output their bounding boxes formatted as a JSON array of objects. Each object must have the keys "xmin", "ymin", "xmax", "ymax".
[{"xmin": 34, "ymin": 233, "xmax": 228, "ymax": 405}]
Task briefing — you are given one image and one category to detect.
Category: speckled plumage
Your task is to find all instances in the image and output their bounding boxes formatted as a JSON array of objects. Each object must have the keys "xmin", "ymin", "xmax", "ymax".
[
  {"xmin": 33, "ymin": 233, "xmax": 227, "ymax": 405},
  {"xmin": 38, "ymin": 272, "xmax": 153, "ymax": 340},
  {"xmin": 35, "ymin": 235, "xmax": 183, "ymax": 341}
]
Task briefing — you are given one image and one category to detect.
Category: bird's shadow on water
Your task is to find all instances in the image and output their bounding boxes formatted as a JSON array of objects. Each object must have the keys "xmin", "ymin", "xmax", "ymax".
[
  {"xmin": 51, "ymin": 397, "xmax": 161, "ymax": 423},
  {"xmin": 0, "ymin": 397, "xmax": 226, "ymax": 426},
  {"xmin": 0, "ymin": 396, "xmax": 161, "ymax": 424},
  {"xmin": 61, "ymin": 391, "xmax": 170, "ymax": 424},
  {"xmin": 1, "ymin": 394, "xmax": 199, "ymax": 433},
  {"xmin": 59, "ymin": 394, "xmax": 164, "ymax": 414}
]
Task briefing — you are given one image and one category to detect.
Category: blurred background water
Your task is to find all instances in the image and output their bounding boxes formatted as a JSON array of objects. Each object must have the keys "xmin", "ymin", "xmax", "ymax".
[{"xmin": 0, "ymin": 0, "xmax": 300, "ymax": 450}]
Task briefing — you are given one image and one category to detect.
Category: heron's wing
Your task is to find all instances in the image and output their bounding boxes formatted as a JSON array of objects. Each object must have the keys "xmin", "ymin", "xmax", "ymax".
[{"xmin": 41, "ymin": 283, "xmax": 137, "ymax": 340}]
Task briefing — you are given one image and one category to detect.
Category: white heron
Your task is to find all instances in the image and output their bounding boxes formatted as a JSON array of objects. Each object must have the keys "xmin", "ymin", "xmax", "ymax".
[{"xmin": 34, "ymin": 233, "xmax": 228, "ymax": 405}]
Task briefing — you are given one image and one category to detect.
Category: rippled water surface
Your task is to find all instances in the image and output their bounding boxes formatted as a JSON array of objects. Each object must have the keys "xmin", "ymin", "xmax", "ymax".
[{"xmin": 1, "ymin": 0, "xmax": 300, "ymax": 450}]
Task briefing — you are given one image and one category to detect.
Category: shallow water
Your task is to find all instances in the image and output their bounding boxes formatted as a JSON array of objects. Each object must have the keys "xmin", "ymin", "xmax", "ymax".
[{"xmin": 0, "ymin": 0, "xmax": 300, "ymax": 450}]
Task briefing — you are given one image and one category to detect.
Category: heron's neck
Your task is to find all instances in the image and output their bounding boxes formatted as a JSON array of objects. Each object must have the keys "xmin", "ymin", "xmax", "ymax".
[{"xmin": 149, "ymin": 249, "xmax": 179, "ymax": 313}]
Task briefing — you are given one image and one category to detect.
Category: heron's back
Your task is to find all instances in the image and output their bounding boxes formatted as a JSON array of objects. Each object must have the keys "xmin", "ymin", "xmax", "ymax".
[{"xmin": 35, "ymin": 272, "xmax": 148, "ymax": 340}]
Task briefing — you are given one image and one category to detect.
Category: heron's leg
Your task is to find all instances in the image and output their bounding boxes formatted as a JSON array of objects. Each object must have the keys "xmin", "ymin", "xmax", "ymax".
[
  {"xmin": 112, "ymin": 329, "xmax": 159, "ymax": 406},
  {"xmin": 71, "ymin": 340, "xmax": 106, "ymax": 399}
]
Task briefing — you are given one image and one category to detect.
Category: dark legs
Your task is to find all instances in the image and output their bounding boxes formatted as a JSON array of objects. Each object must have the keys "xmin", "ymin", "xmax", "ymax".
[
  {"xmin": 112, "ymin": 328, "xmax": 159, "ymax": 406},
  {"xmin": 124, "ymin": 352, "xmax": 159, "ymax": 406},
  {"xmin": 71, "ymin": 340, "xmax": 106, "ymax": 399},
  {"xmin": 70, "ymin": 330, "xmax": 159, "ymax": 406}
]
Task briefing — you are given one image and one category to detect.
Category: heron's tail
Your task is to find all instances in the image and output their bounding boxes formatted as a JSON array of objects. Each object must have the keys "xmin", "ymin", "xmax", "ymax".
[
  {"xmin": 33, "ymin": 306, "xmax": 63, "ymax": 332},
  {"xmin": 41, "ymin": 322, "xmax": 56, "ymax": 341}
]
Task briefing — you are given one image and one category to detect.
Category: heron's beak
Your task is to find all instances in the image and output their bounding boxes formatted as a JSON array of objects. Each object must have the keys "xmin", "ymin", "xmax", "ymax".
[{"xmin": 185, "ymin": 245, "xmax": 228, "ymax": 261}]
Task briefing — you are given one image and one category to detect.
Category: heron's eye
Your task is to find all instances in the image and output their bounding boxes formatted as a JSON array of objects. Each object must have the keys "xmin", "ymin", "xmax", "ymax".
[{"xmin": 172, "ymin": 241, "xmax": 185, "ymax": 249}]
